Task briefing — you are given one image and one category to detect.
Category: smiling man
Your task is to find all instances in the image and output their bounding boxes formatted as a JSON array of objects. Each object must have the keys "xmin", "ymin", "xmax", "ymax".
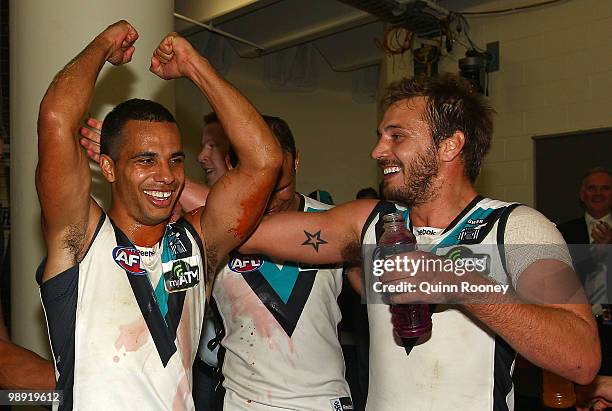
[
  {"xmin": 559, "ymin": 168, "xmax": 612, "ymax": 246},
  {"xmin": 79, "ymin": 114, "xmax": 352, "ymax": 410},
  {"xmin": 36, "ymin": 21, "xmax": 281, "ymax": 410},
  {"xmin": 240, "ymin": 73, "xmax": 600, "ymax": 410}
]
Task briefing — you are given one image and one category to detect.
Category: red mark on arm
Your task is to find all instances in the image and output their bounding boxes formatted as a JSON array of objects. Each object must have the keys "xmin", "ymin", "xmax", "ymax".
[{"xmin": 230, "ymin": 182, "xmax": 269, "ymax": 240}]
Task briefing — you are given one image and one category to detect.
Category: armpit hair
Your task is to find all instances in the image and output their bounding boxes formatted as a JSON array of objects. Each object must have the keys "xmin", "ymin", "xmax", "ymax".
[
  {"xmin": 206, "ymin": 246, "xmax": 218, "ymax": 285},
  {"xmin": 341, "ymin": 240, "xmax": 362, "ymax": 266},
  {"xmin": 62, "ymin": 223, "xmax": 86, "ymax": 264}
]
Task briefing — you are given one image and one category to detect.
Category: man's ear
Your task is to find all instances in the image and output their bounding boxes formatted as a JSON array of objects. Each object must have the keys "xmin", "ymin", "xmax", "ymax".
[
  {"xmin": 294, "ymin": 149, "xmax": 301, "ymax": 173},
  {"xmin": 224, "ymin": 154, "xmax": 233, "ymax": 170},
  {"xmin": 439, "ymin": 131, "xmax": 465, "ymax": 162},
  {"xmin": 99, "ymin": 154, "xmax": 117, "ymax": 183}
]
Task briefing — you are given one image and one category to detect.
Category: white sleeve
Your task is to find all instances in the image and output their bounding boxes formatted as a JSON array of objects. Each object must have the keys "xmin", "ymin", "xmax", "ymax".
[{"xmin": 503, "ymin": 205, "xmax": 573, "ymax": 288}]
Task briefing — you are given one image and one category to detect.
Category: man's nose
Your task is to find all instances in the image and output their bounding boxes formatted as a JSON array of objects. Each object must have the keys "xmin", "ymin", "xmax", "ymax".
[
  {"xmin": 154, "ymin": 162, "xmax": 175, "ymax": 184},
  {"xmin": 371, "ymin": 138, "xmax": 389, "ymax": 161}
]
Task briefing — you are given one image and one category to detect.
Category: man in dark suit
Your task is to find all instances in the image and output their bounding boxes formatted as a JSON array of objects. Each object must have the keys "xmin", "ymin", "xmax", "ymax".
[{"xmin": 558, "ymin": 167, "xmax": 612, "ymax": 246}]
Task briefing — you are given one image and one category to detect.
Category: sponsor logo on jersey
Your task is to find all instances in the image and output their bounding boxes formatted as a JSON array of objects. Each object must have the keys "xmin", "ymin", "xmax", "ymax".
[
  {"xmin": 136, "ymin": 249, "xmax": 156, "ymax": 257},
  {"xmin": 228, "ymin": 255, "xmax": 264, "ymax": 273},
  {"xmin": 444, "ymin": 246, "xmax": 490, "ymax": 275},
  {"xmin": 112, "ymin": 246, "xmax": 146, "ymax": 275},
  {"xmin": 329, "ymin": 397, "xmax": 354, "ymax": 411},
  {"xmin": 416, "ymin": 228, "xmax": 438, "ymax": 236},
  {"xmin": 164, "ymin": 260, "xmax": 199, "ymax": 292}
]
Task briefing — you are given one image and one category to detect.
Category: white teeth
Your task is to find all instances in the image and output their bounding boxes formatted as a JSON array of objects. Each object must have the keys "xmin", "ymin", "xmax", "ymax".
[
  {"xmin": 144, "ymin": 190, "xmax": 172, "ymax": 199},
  {"xmin": 383, "ymin": 166, "xmax": 401, "ymax": 175}
]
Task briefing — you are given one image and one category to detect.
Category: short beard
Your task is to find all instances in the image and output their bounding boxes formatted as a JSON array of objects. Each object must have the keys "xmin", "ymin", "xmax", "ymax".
[{"xmin": 384, "ymin": 145, "xmax": 439, "ymax": 207}]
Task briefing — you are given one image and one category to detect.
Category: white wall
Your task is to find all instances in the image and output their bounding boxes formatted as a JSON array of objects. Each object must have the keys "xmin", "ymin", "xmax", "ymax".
[
  {"xmin": 175, "ymin": 46, "xmax": 378, "ymax": 204},
  {"xmin": 444, "ymin": 0, "xmax": 612, "ymax": 205}
]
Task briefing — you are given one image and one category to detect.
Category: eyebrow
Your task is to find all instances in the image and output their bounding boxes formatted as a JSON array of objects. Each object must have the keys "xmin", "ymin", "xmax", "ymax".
[
  {"xmin": 385, "ymin": 125, "xmax": 410, "ymax": 132},
  {"xmin": 376, "ymin": 124, "xmax": 410, "ymax": 137},
  {"xmin": 130, "ymin": 151, "xmax": 157, "ymax": 160},
  {"xmin": 129, "ymin": 151, "xmax": 186, "ymax": 160},
  {"xmin": 172, "ymin": 151, "xmax": 186, "ymax": 159}
]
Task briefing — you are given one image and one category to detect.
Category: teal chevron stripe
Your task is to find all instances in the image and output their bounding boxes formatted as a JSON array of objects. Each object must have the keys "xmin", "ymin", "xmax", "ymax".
[{"xmin": 258, "ymin": 261, "xmax": 300, "ymax": 304}]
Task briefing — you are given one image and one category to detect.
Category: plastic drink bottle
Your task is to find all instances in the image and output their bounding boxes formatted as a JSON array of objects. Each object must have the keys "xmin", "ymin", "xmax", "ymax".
[{"xmin": 378, "ymin": 212, "xmax": 432, "ymax": 340}]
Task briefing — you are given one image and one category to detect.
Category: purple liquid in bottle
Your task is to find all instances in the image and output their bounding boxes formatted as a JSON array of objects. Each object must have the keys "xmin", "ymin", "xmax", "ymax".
[{"xmin": 378, "ymin": 212, "xmax": 432, "ymax": 341}]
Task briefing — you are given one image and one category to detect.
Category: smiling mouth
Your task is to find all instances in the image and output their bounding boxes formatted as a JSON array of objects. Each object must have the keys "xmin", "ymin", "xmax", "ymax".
[
  {"xmin": 383, "ymin": 166, "xmax": 402, "ymax": 176},
  {"xmin": 143, "ymin": 190, "xmax": 173, "ymax": 207}
]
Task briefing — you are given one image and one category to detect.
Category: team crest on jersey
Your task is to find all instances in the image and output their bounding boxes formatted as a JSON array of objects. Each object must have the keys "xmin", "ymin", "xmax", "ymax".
[
  {"xmin": 228, "ymin": 255, "xmax": 264, "ymax": 273},
  {"xmin": 112, "ymin": 246, "xmax": 146, "ymax": 275},
  {"xmin": 457, "ymin": 221, "xmax": 488, "ymax": 241}
]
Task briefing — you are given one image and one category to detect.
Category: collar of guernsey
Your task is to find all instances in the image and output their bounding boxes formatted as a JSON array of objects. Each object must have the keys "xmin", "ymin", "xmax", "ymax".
[
  {"xmin": 404, "ymin": 195, "xmax": 509, "ymax": 252},
  {"xmin": 136, "ymin": 226, "xmax": 175, "ymax": 322}
]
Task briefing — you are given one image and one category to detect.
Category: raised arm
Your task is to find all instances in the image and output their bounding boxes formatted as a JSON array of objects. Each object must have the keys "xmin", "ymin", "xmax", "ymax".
[
  {"xmin": 37, "ymin": 21, "xmax": 138, "ymax": 281},
  {"xmin": 149, "ymin": 33, "xmax": 283, "ymax": 274},
  {"xmin": 240, "ymin": 199, "xmax": 378, "ymax": 265}
]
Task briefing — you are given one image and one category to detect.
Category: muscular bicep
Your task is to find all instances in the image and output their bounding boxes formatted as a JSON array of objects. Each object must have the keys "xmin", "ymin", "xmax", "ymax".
[
  {"xmin": 36, "ymin": 117, "xmax": 101, "ymax": 283},
  {"xmin": 36, "ymin": 120, "xmax": 93, "ymax": 239},
  {"xmin": 240, "ymin": 200, "xmax": 376, "ymax": 265}
]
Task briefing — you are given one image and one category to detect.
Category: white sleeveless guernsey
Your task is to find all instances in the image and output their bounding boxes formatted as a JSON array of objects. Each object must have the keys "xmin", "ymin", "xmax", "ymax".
[
  {"xmin": 38, "ymin": 214, "xmax": 206, "ymax": 410},
  {"xmin": 362, "ymin": 197, "xmax": 522, "ymax": 411},
  {"xmin": 213, "ymin": 194, "xmax": 352, "ymax": 410}
]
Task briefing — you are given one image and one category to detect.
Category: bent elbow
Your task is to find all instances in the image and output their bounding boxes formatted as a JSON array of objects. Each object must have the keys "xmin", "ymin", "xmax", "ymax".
[
  {"xmin": 571, "ymin": 342, "xmax": 601, "ymax": 385},
  {"xmin": 246, "ymin": 143, "xmax": 283, "ymax": 175}
]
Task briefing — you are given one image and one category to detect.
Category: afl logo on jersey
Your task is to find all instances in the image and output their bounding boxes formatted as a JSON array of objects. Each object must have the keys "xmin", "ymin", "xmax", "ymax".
[
  {"xmin": 228, "ymin": 255, "xmax": 263, "ymax": 273},
  {"xmin": 113, "ymin": 247, "xmax": 146, "ymax": 275}
]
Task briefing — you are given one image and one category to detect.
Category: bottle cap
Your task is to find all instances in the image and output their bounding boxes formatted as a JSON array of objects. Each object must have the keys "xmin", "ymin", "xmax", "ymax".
[{"xmin": 382, "ymin": 212, "xmax": 404, "ymax": 224}]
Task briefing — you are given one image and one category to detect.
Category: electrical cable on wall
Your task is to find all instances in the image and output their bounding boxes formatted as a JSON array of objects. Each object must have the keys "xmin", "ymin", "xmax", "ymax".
[
  {"xmin": 375, "ymin": 12, "xmax": 486, "ymax": 78},
  {"xmin": 375, "ymin": 26, "xmax": 415, "ymax": 75},
  {"xmin": 376, "ymin": 27, "xmax": 414, "ymax": 57}
]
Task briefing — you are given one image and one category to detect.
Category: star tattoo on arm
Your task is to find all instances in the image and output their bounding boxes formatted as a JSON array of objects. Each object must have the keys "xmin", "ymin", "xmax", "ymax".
[{"xmin": 302, "ymin": 230, "xmax": 328, "ymax": 252}]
